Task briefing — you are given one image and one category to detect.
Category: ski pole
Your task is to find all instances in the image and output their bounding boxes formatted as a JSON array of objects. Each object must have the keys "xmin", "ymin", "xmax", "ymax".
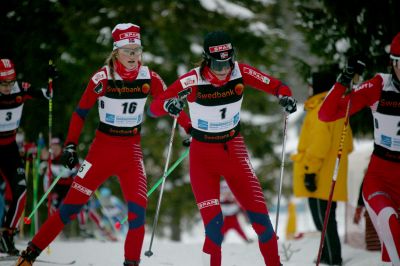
[
  {"xmin": 315, "ymin": 94, "xmax": 352, "ymax": 266},
  {"xmin": 47, "ymin": 60, "xmax": 54, "ymax": 217},
  {"xmin": 24, "ymin": 167, "xmax": 67, "ymax": 224},
  {"xmin": 145, "ymin": 117, "xmax": 178, "ymax": 257},
  {"xmin": 94, "ymin": 190, "xmax": 119, "ymax": 236},
  {"xmin": 274, "ymin": 112, "xmax": 289, "ymax": 237},
  {"xmin": 116, "ymin": 147, "xmax": 189, "ymax": 229}
]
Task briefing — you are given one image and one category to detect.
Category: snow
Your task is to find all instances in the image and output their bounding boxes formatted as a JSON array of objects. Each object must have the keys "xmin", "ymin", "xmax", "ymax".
[{"xmin": 8, "ymin": 207, "xmax": 382, "ymax": 266}]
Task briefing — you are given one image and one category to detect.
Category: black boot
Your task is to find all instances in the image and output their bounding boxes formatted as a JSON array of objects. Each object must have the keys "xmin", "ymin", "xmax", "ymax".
[
  {"xmin": 0, "ymin": 228, "xmax": 19, "ymax": 255},
  {"xmin": 15, "ymin": 242, "xmax": 42, "ymax": 266},
  {"xmin": 123, "ymin": 259, "xmax": 140, "ymax": 266}
]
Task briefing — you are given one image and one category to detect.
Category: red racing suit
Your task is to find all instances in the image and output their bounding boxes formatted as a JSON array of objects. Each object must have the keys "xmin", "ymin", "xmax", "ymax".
[
  {"xmin": 150, "ymin": 62, "xmax": 292, "ymax": 266},
  {"xmin": 319, "ymin": 73, "xmax": 400, "ymax": 265},
  {"xmin": 0, "ymin": 82, "xmax": 48, "ymax": 230},
  {"xmin": 29, "ymin": 63, "xmax": 188, "ymax": 262}
]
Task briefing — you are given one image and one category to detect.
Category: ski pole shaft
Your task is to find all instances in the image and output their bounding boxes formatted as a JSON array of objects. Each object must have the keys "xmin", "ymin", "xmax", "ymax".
[
  {"xmin": 145, "ymin": 118, "xmax": 178, "ymax": 257},
  {"xmin": 316, "ymin": 96, "xmax": 351, "ymax": 266},
  {"xmin": 275, "ymin": 112, "xmax": 288, "ymax": 236},
  {"xmin": 24, "ymin": 167, "xmax": 67, "ymax": 223},
  {"xmin": 94, "ymin": 190, "xmax": 119, "ymax": 235},
  {"xmin": 117, "ymin": 147, "xmax": 189, "ymax": 227},
  {"xmin": 47, "ymin": 60, "xmax": 54, "ymax": 217}
]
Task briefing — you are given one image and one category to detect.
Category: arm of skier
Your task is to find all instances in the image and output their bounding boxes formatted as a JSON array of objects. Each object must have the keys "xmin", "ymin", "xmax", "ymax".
[
  {"xmin": 65, "ymin": 69, "xmax": 106, "ymax": 146},
  {"xmin": 239, "ymin": 63, "xmax": 296, "ymax": 113},
  {"xmin": 319, "ymin": 75, "xmax": 383, "ymax": 122},
  {"xmin": 149, "ymin": 71, "xmax": 192, "ymax": 133}
]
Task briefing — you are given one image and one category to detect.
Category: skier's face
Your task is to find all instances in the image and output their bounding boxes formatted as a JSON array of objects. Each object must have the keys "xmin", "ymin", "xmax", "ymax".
[
  {"xmin": 117, "ymin": 44, "xmax": 142, "ymax": 70},
  {"xmin": 393, "ymin": 59, "xmax": 400, "ymax": 79},
  {"xmin": 0, "ymin": 79, "xmax": 15, "ymax": 95}
]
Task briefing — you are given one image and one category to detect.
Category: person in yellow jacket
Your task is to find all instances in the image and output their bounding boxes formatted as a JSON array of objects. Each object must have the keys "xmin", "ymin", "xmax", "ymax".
[{"xmin": 291, "ymin": 70, "xmax": 353, "ymax": 266}]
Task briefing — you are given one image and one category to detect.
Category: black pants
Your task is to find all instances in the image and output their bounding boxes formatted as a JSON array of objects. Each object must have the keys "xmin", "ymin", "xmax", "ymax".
[
  {"xmin": 0, "ymin": 141, "xmax": 27, "ymax": 229},
  {"xmin": 308, "ymin": 198, "xmax": 342, "ymax": 265}
]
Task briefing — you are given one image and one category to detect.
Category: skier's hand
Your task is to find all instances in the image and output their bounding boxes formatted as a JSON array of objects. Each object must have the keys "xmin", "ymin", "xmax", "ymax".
[
  {"xmin": 60, "ymin": 143, "xmax": 79, "ymax": 170},
  {"xmin": 304, "ymin": 173, "xmax": 317, "ymax": 192},
  {"xmin": 182, "ymin": 137, "xmax": 192, "ymax": 147},
  {"xmin": 164, "ymin": 98, "xmax": 185, "ymax": 116},
  {"xmin": 278, "ymin": 96, "xmax": 297, "ymax": 114},
  {"xmin": 337, "ymin": 56, "xmax": 366, "ymax": 87}
]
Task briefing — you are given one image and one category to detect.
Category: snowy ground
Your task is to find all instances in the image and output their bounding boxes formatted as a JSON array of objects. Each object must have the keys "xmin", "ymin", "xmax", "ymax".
[{"xmin": 6, "ymin": 208, "xmax": 382, "ymax": 266}]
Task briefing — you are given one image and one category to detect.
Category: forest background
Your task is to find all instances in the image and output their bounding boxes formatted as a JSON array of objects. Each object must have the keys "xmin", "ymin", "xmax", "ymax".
[{"xmin": 1, "ymin": 0, "xmax": 399, "ymax": 240}]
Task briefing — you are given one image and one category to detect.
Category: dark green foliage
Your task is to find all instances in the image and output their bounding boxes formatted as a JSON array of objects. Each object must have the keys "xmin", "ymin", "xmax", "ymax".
[{"xmin": 294, "ymin": 0, "xmax": 400, "ymax": 136}]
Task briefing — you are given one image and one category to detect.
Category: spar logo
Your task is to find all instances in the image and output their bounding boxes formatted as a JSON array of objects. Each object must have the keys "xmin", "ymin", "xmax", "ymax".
[
  {"xmin": 120, "ymin": 32, "xmax": 140, "ymax": 40},
  {"xmin": 71, "ymin": 182, "xmax": 92, "ymax": 196},
  {"xmin": 209, "ymin": 43, "xmax": 232, "ymax": 53},
  {"xmin": 92, "ymin": 70, "xmax": 107, "ymax": 84},
  {"xmin": 180, "ymin": 75, "xmax": 196, "ymax": 89},
  {"xmin": 197, "ymin": 199, "xmax": 219, "ymax": 209},
  {"xmin": 243, "ymin": 67, "xmax": 270, "ymax": 84}
]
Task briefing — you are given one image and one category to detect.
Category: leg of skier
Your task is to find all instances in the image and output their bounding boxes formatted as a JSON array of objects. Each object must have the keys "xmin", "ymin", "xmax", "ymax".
[
  {"xmin": 189, "ymin": 140, "xmax": 225, "ymax": 266},
  {"xmin": 117, "ymin": 143, "xmax": 147, "ymax": 266},
  {"xmin": 362, "ymin": 155, "xmax": 400, "ymax": 266},
  {"xmin": 223, "ymin": 136, "xmax": 281, "ymax": 266}
]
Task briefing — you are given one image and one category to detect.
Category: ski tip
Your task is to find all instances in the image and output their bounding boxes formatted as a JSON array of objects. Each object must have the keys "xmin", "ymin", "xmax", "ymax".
[{"xmin": 24, "ymin": 217, "xmax": 31, "ymax": 224}]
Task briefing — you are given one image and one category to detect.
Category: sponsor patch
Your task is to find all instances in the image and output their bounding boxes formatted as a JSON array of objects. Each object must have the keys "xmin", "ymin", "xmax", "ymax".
[
  {"xmin": 209, "ymin": 43, "xmax": 232, "ymax": 53},
  {"xmin": 71, "ymin": 182, "xmax": 92, "ymax": 196},
  {"xmin": 355, "ymin": 82, "xmax": 373, "ymax": 92},
  {"xmin": 197, "ymin": 199, "xmax": 219, "ymax": 209},
  {"xmin": 120, "ymin": 32, "xmax": 140, "ymax": 40},
  {"xmin": 180, "ymin": 75, "xmax": 197, "ymax": 89},
  {"xmin": 243, "ymin": 67, "xmax": 270, "ymax": 84},
  {"xmin": 94, "ymin": 82, "xmax": 103, "ymax": 94},
  {"xmin": 105, "ymin": 113, "xmax": 116, "ymax": 124},
  {"xmin": 91, "ymin": 71, "xmax": 107, "ymax": 84},
  {"xmin": 77, "ymin": 160, "xmax": 92, "ymax": 178}
]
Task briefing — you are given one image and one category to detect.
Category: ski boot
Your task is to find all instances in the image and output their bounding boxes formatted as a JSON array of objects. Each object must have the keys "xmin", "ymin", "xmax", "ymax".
[
  {"xmin": 15, "ymin": 242, "xmax": 41, "ymax": 266},
  {"xmin": 0, "ymin": 228, "xmax": 20, "ymax": 255},
  {"xmin": 123, "ymin": 259, "xmax": 140, "ymax": 266}
]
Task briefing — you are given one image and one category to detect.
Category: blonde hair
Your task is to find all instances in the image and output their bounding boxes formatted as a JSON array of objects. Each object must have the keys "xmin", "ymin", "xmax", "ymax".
[{"xmin": 105, "ymin": 50, "xmax": 119, "ymax": 83}]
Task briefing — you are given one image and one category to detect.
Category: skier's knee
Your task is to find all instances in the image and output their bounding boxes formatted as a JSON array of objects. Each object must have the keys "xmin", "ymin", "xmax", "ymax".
[
  {"xmin": 59, "ymin": 203, "xmax": 85, "ymax": 224},
  {"xmin": 205, "ymin": 212, "xmax": 224, "ymax": 246},
  {"xmin": 127, "ymin": 201, "xmax": 145, "ymax": 229},
  {"xmin": 247, "ymin": 211, "xmax": 274, "ymax": 243}
]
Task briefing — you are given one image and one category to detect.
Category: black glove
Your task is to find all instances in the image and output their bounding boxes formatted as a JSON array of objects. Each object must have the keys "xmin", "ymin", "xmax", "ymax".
[
  {"xmin": 337, "ymin": 56, "xmax": 366, "ymax": 87},
  {"xmin": 278, "ymin": 96, "xmax": 297, "ymax": 114},
  {"xmin": 164, "ymin": 98, "xmax": 185, "ymax": 116},
  {"xmin": 60, "ymin": 143, "xmax": 79, "ymax": 170},
  {"xmin": 304, "ymin": 173, "xmax": 317, "ymax": 192},
  {"xmin": 182, "ymin": 138, "xmax": 191, "ymax": 147},
  {"xmin": 48, "ymin": 62, "xmax": 59, "ymax": 80}
]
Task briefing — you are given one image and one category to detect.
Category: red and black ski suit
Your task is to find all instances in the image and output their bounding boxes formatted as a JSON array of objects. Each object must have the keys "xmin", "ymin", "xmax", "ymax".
[
  {"xmin": 29, "ymin": 63, "xmax": 189, "ymax": 263},
  {"xmin": 150, "ymin": 62, "xmax": 292, "ymax": 266},
  {"xmin": 319, "ymin": 73, "xmax": 400, "ymax": 265},
  {"xmin": 0, "ymin": 82, "xmax": 48, "ymax": 230}
]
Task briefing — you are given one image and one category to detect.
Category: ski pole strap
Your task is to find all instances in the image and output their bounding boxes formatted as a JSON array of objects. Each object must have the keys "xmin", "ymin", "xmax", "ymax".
[
  {"xmin": 25, "ymin": 167, "xmax": 67, "ymax": 222},
  {"xmin": 118, "ymin": 147, "xmax": 189, "ymax": 226}
]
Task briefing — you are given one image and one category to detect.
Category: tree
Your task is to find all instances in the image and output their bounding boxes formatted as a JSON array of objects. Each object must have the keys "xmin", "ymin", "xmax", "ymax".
[{"xmin": 294, "ymin": 0, "xmax": 400, "ymax": 136}]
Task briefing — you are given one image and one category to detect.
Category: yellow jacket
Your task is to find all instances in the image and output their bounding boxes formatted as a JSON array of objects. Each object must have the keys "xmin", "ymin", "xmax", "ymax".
[{"xmin": 291, "ymin": 92, "xmax": 353, "ymax": 201}]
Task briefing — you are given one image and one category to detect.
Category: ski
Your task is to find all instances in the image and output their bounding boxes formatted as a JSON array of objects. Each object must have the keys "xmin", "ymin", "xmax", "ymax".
[{"xmin": 0, "ymin": 255, "xmax": 76, "ymax": 265}]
